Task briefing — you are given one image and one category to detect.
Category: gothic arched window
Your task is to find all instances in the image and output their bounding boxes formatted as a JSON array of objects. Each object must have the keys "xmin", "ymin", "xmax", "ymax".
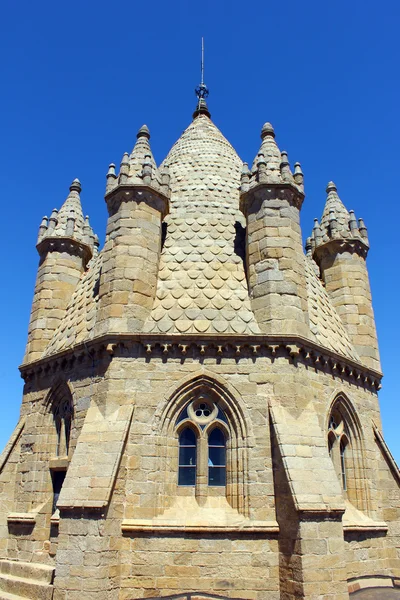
[
  {"xmin": 176, "ymin": 396, "xmax": 229, "ymax": 489},
  {"xmin": 53, "ymin": 395, "xmax": 73, "ymax": 457},
  {"xmin": 327, "ymin": 397, "xmax": 367, "ymax": 511}
]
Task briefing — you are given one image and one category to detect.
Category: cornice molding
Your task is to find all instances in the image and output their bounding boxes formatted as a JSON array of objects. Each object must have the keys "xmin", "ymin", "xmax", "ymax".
[{"xmin": 19, "ymin": 333, "xmax": 382, "ymax": 391}]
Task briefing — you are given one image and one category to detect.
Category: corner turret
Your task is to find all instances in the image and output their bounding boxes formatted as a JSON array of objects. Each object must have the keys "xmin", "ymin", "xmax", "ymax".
[
  {"xmin": 311, "ymin": 182, "xmax": 380, "ymax": 371},
  {"xmin": 95, "ymin": 125, "xmax": 170, "ymax": 336},
  {"xmin": 239, "ymin": 123, "xmax": 310, "ymax": 336},
  {"xmin": 24, "ymin": 180, "xmax": 96, "ymax": 363}
]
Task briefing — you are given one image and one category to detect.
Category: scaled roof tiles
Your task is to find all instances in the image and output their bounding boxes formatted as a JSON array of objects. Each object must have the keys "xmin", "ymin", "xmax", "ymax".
[{"xmin": 43, "ymin": 114, "xmax": 360, "ymax": 361}]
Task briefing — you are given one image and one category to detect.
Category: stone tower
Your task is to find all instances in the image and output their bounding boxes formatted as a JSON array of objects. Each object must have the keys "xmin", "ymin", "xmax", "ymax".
[{"xmin": 0, "ymin": 87, "xmax": 399, "ymax": 600}]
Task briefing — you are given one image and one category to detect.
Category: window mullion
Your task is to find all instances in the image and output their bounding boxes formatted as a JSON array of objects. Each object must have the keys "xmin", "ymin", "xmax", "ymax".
[{"xmin": 196, "ymin": 436, "xmax": 208, "ymax": 505}]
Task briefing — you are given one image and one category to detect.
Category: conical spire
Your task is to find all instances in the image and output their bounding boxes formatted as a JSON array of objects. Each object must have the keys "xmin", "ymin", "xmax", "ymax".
[
  {"xmin": 318, "ymin": 182, "xmax": 356, "ymax": 242},
  {"xmin": 37, "ymin": 179, "xmax": 97, "ymax": 252},
  {"xmin": 105, "ymin": 124, "xmax": 170, "ymax": 197},
  {"xmin": 246, "ymin": 123, "xmax": 303, "ymax": 192},
  {"xmin": 127, "ymin": 124, "xmax": 157, "ymax": 182}
]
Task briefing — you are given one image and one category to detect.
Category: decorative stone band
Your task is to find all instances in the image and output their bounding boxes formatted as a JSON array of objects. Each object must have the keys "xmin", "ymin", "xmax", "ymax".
[
  {"xmin": 36, "ymin": 236, "xmax": 93, "ymax": 265},
  {"xmin": 19, "ymin": 333, "xmax": 383, "ymax": 391},
  {"xmin": 313, "ymin": 237, "xmax": 370, "ymax": 261},
  {"xmin": 120, "ymin": 520, "xmax": 279, "ymax": 534},
  {"xmin": 239, "ymin": 182, "xmax": 305, "ymax": 215},
  {"xmin": 104, "ymin": 184, "xmax": 170, "ymax": 218}
]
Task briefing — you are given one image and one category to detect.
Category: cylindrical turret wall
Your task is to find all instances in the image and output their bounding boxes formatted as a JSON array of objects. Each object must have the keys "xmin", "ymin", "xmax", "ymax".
[
  {"xmin": 316, "ymin": 244, "xmax": 381, "ymax": 372},
  {"xmin": 24, "ymin": 243, "xmax": 88, "ymax": 363},
  {"xmin": 95, "ymin": 188, "xmax": 168, "ymax": 335},
  {"xmin": 241, "ymin": 187, "xmax": 310, "ymax": 337}
]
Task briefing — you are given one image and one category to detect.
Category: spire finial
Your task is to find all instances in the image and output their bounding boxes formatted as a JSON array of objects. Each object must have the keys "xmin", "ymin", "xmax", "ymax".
[
  {"xmin": 137, "ymin": 124, "xmax": 150, "ymax": 139},
  {"xmin": 193, "ymin": 38, "xmax": 210, "ymax": 119},
  {"xmin": 69, "ymin": 178, "xmax": 81, "ymax": 193}
]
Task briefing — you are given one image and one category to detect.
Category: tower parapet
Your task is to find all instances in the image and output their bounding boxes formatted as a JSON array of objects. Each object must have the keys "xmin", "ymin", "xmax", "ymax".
[
  {"xmin": 95, "ymin": 125, "xmax": 170, "ymax": 336},
  {"xmin": 311, "ymin": 182, "xmax": 380, "ymax": 371},
  {"xmin": 24, "ymin": 179, "xmax": 95, "ymax": 363},
  {"xmin": 239, "ymin": 123, "xmax": 309, "ymax": 336}
]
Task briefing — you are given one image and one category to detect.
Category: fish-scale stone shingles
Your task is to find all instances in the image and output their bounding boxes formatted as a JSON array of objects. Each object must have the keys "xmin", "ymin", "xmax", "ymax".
[
  {"xmin": 44, "ymin": 254, "xmax": 103, "ymax": 355},
  {"xmin": 305, "ymin": 258, "xmax": 359, "ymax": 361},
  {"xmin": 145, "ymin": 115, "xmax": 259, "ymax": 335},
  {"xmin": 145, "ymin": 218, "xmax": 260, "ymax": 335},
  {"xmin": 161, "ymin": 115, "xmax": 243, "ymax": 219}
]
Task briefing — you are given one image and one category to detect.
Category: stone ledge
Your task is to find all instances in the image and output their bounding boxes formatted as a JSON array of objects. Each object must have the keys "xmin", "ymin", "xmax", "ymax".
[
  {"xmin": 344, "ymin": 523, "xmax": 388, "ymax": 533},
  {"xmin": 348, "ymin": 575, "xmax": 398, "ymax": 593},
  {"xmin": 7, "ymin": 513, "xmax": 36, "ymax": 525},
  {"xmin": 121, "ymin": 519, "xmax": 279, "ymax": 534}
]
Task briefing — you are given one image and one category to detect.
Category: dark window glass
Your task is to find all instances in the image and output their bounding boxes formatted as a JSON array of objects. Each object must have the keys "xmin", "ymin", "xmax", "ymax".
[
  {"xmin": 178, "ymin": 428, "xmax": 196, "ymax": 486},
  {"xmin": 180, "ymin": 428, "xmax": 196, "ymax": 446},
  {"xmin": 208, "ymin": 427, "xmax": 226, "ymax": 487},
  {"xmin": 176, "ymin": 406, "xmax": 188, "ymax": 425},
  {"xmin": 52, "ymin": 470, "xmax": 66, "ymax": 514},
  {"xmin": 209, "ymin": 428, "xmax": 225, "ymax": 445},
  {"xmin": 178, "ymin": 467, "xmax": 196, "ymax": 486},
  {"xmin": 179, "ymin": 445, "xmax": 196, "ymax": 465},
  {"xmin": 209, "ymin": 446, "xmax": 225, "ymax": 465},
  {"xmin": 209, "ymin": 467, "xmax": 226, "ymax": 486}
]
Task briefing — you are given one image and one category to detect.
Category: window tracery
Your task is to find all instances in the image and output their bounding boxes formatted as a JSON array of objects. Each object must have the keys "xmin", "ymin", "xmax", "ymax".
[
  {"xmin": 327, "ymin": 396, "xmax": 368, "ymax": 511},
  {"xmin": 176, "ymin": 396, "xmax": 228, "ymax": 488},
  {"xmin": 157, "ymin": 374, "xmax": 249, "ymax": 517}
]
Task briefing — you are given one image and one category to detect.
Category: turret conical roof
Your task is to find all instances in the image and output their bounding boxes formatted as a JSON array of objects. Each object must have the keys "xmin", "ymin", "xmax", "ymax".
[
  {"xmin": 320, "ymin": 182, "xmax": 350, "ymax": 238},
  {"xmin": 37, "ymin": 179, "xmax": 96, "ymax": 250},
  {"xmin": 127, "ymin": 124, "xmax": 157, "ymax": 182}
]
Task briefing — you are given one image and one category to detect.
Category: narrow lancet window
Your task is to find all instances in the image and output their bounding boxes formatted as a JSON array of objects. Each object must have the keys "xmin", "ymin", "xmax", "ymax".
[
  {"xmin": 178, "ymin": 428, "xmax": 197, "ymax": 486},
  {"xmin": 340, "ymin": 438, "xmax": 347, "ymax": 491},
  {"xmin": 208, "ymin": 427, "xmax": 226, "ymax": 486},
  {"xmin": 53, "ymin": 397, "xmax": 73, "ymax": 457}
]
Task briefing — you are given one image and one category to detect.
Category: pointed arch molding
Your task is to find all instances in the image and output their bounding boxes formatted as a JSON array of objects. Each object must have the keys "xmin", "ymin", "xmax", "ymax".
[
  {"xmin": 155, "ymin": 371, "xmax": 251, "ymax": 442},
  {"xmin": 153, "ymin": 371, "xmax": 252, "ymax": 518},
  {"xmin": 326, "ymin": 391, "xmax": 371, "ymax": 515},
  {"xmin": 122, "ymin": 370, "xmax": 280, "ymax": 533},
  {"xmin": 326, "ymin": 391, "xmax": 363, "ymax": 440},
  {"xmin": 43, "ymin": 379, "xmax": 74, "ymax": 412}
]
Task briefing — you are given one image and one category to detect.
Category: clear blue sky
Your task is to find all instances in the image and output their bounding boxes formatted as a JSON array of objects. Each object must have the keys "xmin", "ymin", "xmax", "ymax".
[{"xmin": 0, "ymin": 0, "xmax": 399, "ymax": 461}]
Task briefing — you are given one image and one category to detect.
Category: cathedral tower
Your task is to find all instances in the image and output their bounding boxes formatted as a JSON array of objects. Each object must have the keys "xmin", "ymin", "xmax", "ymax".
[{"xmin": 0, "ymin": 84, "xmax": 399, "ymax": 600}]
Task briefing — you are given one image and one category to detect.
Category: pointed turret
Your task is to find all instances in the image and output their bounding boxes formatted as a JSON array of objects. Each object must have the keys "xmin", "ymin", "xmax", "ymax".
[
  {"xmin": 240, "ymin": 123, "xmax": 310, "ymax": 337},
  {"xmin": 311, "ymin": 182, "xmax": 380, "ymax": 371},
  {"xmin": 36, "ymin": 179, "xmax": 96, "ymax": 253},
  {"xmin": 96, "ymin": 125, "xmax": 170, "ymax": 336},
  {"xmin": 24, "ymin": 180, "xmax": 97, "ymax": 363},
  {"xmin": 245, "ymin": 123, "xmax": 303, "ymax": 192},
  {"xmin": 104, "ymin": 125, "xmax": 167, "ymax": 196}
]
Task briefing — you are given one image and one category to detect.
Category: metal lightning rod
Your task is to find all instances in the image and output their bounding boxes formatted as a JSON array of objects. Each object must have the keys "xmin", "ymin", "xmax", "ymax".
[{"xmin": 201, "ymin": 37, "xmax": 204, "ymax": 86}]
